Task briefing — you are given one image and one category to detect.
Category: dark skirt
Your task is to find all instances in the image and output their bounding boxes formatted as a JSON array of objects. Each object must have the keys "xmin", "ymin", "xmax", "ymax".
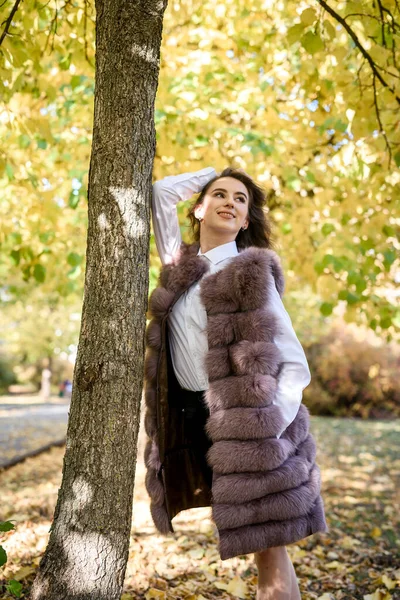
[{"xmin": 163, "ymin": 387, "xmax": 213, "ymax": 519}]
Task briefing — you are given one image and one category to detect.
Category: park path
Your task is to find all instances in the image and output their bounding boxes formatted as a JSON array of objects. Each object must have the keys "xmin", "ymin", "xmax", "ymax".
[{"xmin": 0, "ymin": 395, "xmax": 69, "ymax": 468}]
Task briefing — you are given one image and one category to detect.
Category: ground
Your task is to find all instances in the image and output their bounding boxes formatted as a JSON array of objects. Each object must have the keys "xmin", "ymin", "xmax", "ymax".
[{"xmin": 1, "ymin": 416, "xmax": 399, "ymax": 599}]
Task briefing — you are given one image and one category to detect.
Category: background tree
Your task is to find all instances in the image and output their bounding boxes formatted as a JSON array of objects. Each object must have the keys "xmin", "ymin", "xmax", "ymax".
[
  {"xmin": 27, "ymin": 0, "xmax": 168, "ymax": 598},
  {"xmin": 1, "ymin": 0, "xmax": 399, "ymax": 348}
]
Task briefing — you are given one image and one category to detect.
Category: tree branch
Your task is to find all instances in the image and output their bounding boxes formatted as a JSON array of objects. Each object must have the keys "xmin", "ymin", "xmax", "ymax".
[
  {"xmin": 376, "ymin": 0, "xmax": 386, "ymax": 46},
  {"xmin": 0, "ymin": 0, "xmax": 23, "ymax": 47},
  {"xmin": 372, "ymin": 73, "xmax": 393, "ymax": 169},
  {"xmin": 315, "ymin": 0, "xmax": 400, "ymax": 105}
]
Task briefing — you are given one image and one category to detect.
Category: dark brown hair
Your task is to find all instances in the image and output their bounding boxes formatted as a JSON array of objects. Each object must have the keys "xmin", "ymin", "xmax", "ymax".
[{"xmin": 187, "ymin": 167, "xmax": 275, "ymax": 250}]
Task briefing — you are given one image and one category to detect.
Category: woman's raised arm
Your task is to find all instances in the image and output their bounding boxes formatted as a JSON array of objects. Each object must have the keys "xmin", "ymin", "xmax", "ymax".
[{"xmin": 151, "ymin": 167, "xmax": 217, "ymax": 265}]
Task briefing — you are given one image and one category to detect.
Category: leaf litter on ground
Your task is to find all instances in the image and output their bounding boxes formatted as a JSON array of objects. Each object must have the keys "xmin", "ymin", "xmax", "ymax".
[{"xmin": 0, "ymin": 416, "xmax": 399, "ymax": 599}]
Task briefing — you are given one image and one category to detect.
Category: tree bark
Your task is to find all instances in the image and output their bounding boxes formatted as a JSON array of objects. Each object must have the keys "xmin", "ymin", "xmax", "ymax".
[{"xmin": 31, "ymin": 1, "xmax": 168, "ymax": 598}]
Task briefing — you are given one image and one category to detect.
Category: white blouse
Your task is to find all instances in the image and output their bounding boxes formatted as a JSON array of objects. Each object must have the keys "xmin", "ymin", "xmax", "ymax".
[{"xmin": 151, "ymin": 167, "xmax": 311, "ymax": 438}]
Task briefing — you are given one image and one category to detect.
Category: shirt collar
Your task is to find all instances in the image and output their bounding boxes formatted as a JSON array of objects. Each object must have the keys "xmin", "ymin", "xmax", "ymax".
[{"xmin": 197, "ymin": 240, "xmax": 239, "ymax": 265}]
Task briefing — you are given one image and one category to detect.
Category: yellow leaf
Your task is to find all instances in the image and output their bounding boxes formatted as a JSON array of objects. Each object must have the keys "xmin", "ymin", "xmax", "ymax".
[
  {"xmin": 300, "ymin": 8, "xmax": 317, "ymax": 26},
  {"xmin": 214, "ymin": 581, "xmax": 228, "ymax": 591},
  {"xmin": 145, "ymin": 589, "xmax": 166, "ymax": 600},
  {"xmin": 188, "ymin": 547, "xmax": 204, "ymax": 559},
  {"xmin": 318, "ymin": 594, "xmax": 335, "ymax": 600},
  {"xmin": 325, "ymin": 560, "xmax": 342, "ymax": 569},
  {"xmin": 226, "ymin": 575, "xmax": 248, "ymax": 599},
  {"xmin": 13, "ymin": 566, "xmax": 36, "ymax": 581},
  {"xmin": 370, "ymin": 526, "xmax": 382, "ymax": 538},
  {"xmin": 381, "ymin": 575, "xmax": 396, "ymax": 590},
  {"xmin": 363, "ymin": 590, "xmax": 392, "ymax": 600}
]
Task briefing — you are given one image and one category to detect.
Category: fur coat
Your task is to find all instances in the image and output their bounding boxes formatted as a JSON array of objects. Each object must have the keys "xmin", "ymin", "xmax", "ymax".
[{"xmin": 143, "ymin": 241, "xmax": 328, "ymax": 560}]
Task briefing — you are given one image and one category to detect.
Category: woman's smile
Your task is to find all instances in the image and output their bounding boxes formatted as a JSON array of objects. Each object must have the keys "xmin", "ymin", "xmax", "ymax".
[{"xmin": 218, "ymin": 211, "xmax": 235, "ymax": 219}]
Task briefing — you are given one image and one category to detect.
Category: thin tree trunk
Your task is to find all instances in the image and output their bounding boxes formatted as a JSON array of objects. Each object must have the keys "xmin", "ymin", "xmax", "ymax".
[{"xmin": 31, "ymin": 1, "xmax": 167, "ymax": 598}]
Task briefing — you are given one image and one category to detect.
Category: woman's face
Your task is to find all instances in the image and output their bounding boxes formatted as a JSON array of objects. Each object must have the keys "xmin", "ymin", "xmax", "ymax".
[{"xmin": 194, "ymin": 177, "xmax": 250, "ymax": 236}]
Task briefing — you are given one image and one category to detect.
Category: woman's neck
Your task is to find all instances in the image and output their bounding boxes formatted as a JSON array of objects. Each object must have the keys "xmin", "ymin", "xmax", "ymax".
[{"xmin": 199, "ymin": 234, "xmax": 236, "ymax": 255}]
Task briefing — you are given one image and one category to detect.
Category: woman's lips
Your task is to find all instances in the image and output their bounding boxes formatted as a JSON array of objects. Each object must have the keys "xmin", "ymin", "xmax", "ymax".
[{"xmin": 218, "ymin": 212, "xmax": 235, "ymax": 219}]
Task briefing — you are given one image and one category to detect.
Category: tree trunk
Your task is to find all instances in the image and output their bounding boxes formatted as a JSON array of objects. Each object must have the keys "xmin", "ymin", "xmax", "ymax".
[{"xmin": 31, "ymin": 1, "xmax": 167, "ymax": 598}]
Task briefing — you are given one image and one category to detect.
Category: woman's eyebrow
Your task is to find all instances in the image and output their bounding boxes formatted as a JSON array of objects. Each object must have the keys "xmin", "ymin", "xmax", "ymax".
[{"xmin": 212, "ymin": 187, "xmax": 248, "ymax": 199}]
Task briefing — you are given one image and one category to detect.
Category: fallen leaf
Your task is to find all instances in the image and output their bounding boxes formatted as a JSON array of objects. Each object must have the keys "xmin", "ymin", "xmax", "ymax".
[
  {"xmin": 145, "ymin": 589, "xmax": 166, "ymax": 600},
  {"xmin": 363, "ymin": 590, "xmax": 392, "ymax": 600},
  {"xmin": 214, "ymin": 581, "xmax": 228, "ymax": 591},
  {"xmin": 381, "ymin": 574, "xmax": 396, "ymax": 590},
  {"xmin": 188, "ymin": 547, "xmax": 204, "ymax": 559},
  {"xmin": 370, "ymin": 527, "xmax": 382, "ymax": 538},
  {"xmin": 226, "ymin": 575, "xmax": 248, "ymax": 599},
  {"xmin": 325, "ymin": 560, "xmax": 343, "ymax": 569},
  {"xmin": 13, "ymin": 565, "xmax": 36, "ymax": 581}
]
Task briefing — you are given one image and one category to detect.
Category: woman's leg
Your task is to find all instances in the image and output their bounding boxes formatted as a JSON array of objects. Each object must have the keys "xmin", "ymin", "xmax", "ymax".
[{"xmin": 254, "ymin": 546, "xmax": 301, "ymax": 600}]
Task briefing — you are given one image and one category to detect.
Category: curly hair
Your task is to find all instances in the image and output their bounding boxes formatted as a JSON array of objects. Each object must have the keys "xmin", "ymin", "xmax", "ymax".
[{"xmin": 187, "ymin": 167, "xmax": 275, "ymax": 250}]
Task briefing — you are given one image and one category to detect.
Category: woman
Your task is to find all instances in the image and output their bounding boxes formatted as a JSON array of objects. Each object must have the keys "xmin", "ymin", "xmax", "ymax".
[{"xmin": 144, "ymin": 166, "xmax": 328, "ymax": 600}]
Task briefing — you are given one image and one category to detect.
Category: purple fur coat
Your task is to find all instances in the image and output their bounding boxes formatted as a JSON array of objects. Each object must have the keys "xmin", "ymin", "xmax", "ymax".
[{"xmin": 144, "ymin": 241, "xmax": 328, "ymax": 560}]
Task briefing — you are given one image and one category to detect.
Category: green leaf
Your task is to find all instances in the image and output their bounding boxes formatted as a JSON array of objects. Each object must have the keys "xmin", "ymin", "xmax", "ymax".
[
  {"xmin": 71, "ymin": 75, "xmax": 83, "ymax": 90},
  {"xmin": 37, "ymin": 138, "xmax": 47, "ymax": 150},
  {"xmin": 323, "ymin": 19, "xmax": 336, "ymax": 40},
  {"xmin": 335, "ymin": 119, "xmax": 348, "ymax": 133},
  {"xmin": 305, "ymin": 171, "xmax": 316, "ymax": 184},
  {"xmin": 67, "ymin": 252, "xmax": 83, "ymax": 267},
  {"xmin": 341, "ymin": 213, "xmax": 351, "ymax": 225},
  {"xmin": 18, "ymin": 134, "xmax": 31, "ymax": 149},
  {"xmin": 314, "ymin": 261, "xmax": 324, "ymax": 275},
  {"xmin": 33, "ymin": 264, "xmax": 46, "ymax": 283},
  {"xmin": 383, "ymin": 249, "xmax": 396, "ymax": 265},
  {"xmin": 347, "ymin": 291, "xmax": 360, "ymax": 305},
  {"xmin": 0, "ymin": 521, "xmax": 15, "ymax": 532},
  {"xmin": 320, "ymin": 302, "xmax": 333, "ymax": 316},
  {"xmin": 380, "ymin": 316, "xmax": 392, "ymax": 329},
  {"xmin": 382, "ymin": 225, "xmax": 396, "ymax": 238},
  {"xmin": 10, "ymin": 250, "xmax": 21, "ymax": 266},
  {"xmin": 301, "ymin": 31, "xmax": 324, "ymax": 55},
  {"xmin": 21, "ymin": 246, "xmax": 34, "ymax": 260},
  {"xmin": 369, "ymin": 318, "xmax": 378, "ymax": 330},
  {"xmin": 22, "ymin": 265, "xmax": 31, "ymax": 281},
  {"xmin": 394, "ymin": 152, "xmax": 400, "ymax": 168},
  {"xmin": 0, "ymin": 545, "xmax": 7, "ymax": 567},
  {"xmin": 59, "ymin": 53, "xmax": 72, "ymax": 71},
  {"xmin": 281, "ymin": 223, "xmax": 292, "ymax": 234},
  {"xmin": 355, "ymin": 279, "xmax": 367, "ymax": 294},
  {"xmin": 68, "ymin": 191, "xmax": 80, "ymax": 209},
  {"xmin": 39, "ymin": 232, "xmax": 54, "ymax": 244},
  {"xmin": 321, "ymin": 223, "xmax": 335, "ymax": 236},
  {"xmin": 287, "ymin": 24, "xmax": 305, "ymax": 45},
  {"xmin": 10, "ymin": 232, "xmax": 22, "ymax": 244},
  {"xmin": 194, "ymin": 135, "xmax": 209, "ymax": 147},
  {"xmin": 67, "ymin": 265, "xmax": 81, "ymax": 279},
  {"xmin": 6, "ymin": 163, "xmax": 14, "ymax": 180},
  {"xmin": 6, "ymin": 579, "xmax": 23, "ymax": 598},
  {"xmin": 347, "ymin": 271, "xmax": 358, "ymax": 285}
]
